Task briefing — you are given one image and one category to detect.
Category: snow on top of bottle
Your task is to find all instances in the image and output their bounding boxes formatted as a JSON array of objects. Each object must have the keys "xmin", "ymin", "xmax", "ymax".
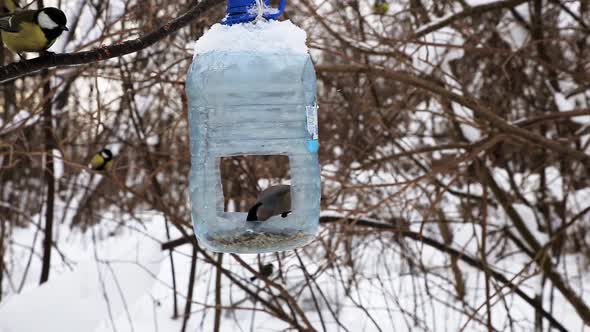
[{"xmin": 194, "ymin": 20, "xmax": 308, "ymax": 55}]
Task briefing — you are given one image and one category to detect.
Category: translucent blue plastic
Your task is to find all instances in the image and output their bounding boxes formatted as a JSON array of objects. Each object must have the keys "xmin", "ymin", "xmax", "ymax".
[
  {"xmin": 185, "ymin": 51, "xmax": 321, "ymax": 253},
  {"xmin": 223, "ymin": 0, "xmax": 286, "ymax": 25}
]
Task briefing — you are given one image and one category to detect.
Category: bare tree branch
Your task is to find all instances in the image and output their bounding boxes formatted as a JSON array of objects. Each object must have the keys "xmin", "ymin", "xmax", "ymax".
[
  {"xmin": 161, "ymin": 216, "xmax": 569, "ymax": 332},
  {"xmin": 0, "ymin": 0, "xmax": 219, "ymax": 82}
]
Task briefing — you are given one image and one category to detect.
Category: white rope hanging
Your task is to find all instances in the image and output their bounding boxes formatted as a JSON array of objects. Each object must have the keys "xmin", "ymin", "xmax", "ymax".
[{"xmin": 255, "ymin": 0, "xmax": 265, "ymax": 22}]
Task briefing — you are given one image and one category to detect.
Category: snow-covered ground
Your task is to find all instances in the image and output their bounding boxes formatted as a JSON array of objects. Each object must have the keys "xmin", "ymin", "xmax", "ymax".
[{"xmin": 1, "ymin": 211, "xmax": 589, "ymax": 331}]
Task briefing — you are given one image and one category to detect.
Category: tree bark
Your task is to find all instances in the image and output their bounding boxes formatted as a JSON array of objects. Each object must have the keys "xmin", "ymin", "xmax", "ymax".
[
  {"xmin": 213, "ymin": 253, "xmax": 223, "ymax": 332},
  {"xmin": 39, "ymin": 67, "xmax": 54, "ymax": 285},
  {"xmin": 181, "ymin": 244, "xmax": 198, "ymax": 332}
]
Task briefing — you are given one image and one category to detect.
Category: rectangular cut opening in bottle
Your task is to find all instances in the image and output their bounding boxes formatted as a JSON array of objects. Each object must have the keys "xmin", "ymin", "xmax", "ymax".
[
  {"xmin": 219, "ymin": 155, "xmax": 291, "ymax": 215},
  {"xmin": 194, "ymin": 152, "xmax": 318, "ymax": 253}
]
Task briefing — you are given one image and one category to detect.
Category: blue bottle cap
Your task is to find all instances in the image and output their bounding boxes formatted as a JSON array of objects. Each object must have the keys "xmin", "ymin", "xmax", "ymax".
[{"xmin": 223, "ymin": 0, "xmax": 286, "ymax": 25}]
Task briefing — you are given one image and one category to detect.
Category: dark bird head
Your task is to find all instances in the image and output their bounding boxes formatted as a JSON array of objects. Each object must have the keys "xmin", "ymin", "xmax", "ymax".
[
  {"xmin": 246, "ymin": 202, "xmax": 262, "ymax": 221},
  {"xmin": 260, "ymin": 263, "xmax": 274, "ymax": 276},
  {"xmin": 37, "ymin": 7, "xmax": 68, "ymax": 36},
  {"xmin": 100, "ymin": 148, "xmax": 113, "ymax": 161},
  {"xmin": 249, "ymin": 263, "xmax": 274, "ymax": 282}
]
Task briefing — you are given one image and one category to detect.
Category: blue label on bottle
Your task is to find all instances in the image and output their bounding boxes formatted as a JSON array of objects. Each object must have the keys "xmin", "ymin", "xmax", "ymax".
[
  {"xmin": 305, "ymin": 104, "xmax": 319, "ymax": 153},
  {"xmin": 307, "ymin": 140, "xmax": 319, "ymax": 153}
]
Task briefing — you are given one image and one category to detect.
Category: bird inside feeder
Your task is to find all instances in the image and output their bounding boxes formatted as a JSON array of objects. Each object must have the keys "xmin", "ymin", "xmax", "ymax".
[{"xmin": 220, "ymin": 155, "xmax": 292, "ymax": 221}]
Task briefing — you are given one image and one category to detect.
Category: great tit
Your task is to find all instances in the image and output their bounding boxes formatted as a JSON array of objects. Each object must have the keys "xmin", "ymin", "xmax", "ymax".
[
  {"xmin": 0, "ymin": 7, "xmax": 68, "ymax": 55},
  {"xmin": 250, "ymin": 263, "xmax": 274, "ymax": 282},
  {"xmin": 89, "ymin": 148, "xmax": 114, "ymax": 171},
  {"xmin": 0, "ymin": 0, "xmax": 19, "ymax": 14},
  {"xmin": 372, "ymin": 0, "xmax": 389, "ymax": 15},
  {"xmin": 246, "ymin": 185, "xmax": 292, "ymax": 222}
]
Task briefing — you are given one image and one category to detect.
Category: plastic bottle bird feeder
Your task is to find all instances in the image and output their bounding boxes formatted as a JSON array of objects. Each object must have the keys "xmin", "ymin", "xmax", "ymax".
[{"xmin": 185, "ymin": 0, "xmax": 320, "ymax": 253}]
